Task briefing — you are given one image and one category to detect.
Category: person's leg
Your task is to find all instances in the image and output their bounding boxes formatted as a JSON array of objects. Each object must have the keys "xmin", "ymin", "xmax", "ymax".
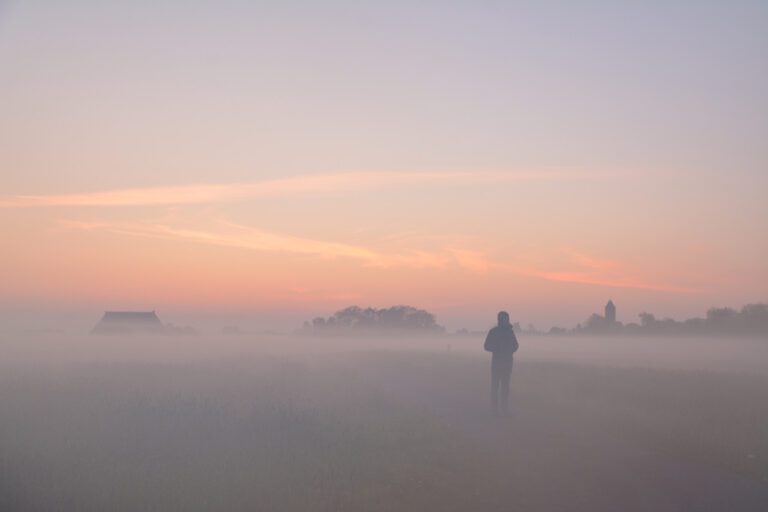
[
  {"xmin": 500, "ymin": 357, "xmax": 513, "ymax": 414},
  {"xmin": 500, "ymin": 368, "xmax": 511, "ymax": 414},
  {"xmin": 491, "ymin": 362, "xmax": 500, "ymax": 415}
]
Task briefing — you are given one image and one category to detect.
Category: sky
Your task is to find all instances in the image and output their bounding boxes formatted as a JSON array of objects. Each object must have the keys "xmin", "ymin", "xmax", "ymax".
[{"xmin": 1, "ymin": 1, "xmax": 767, "ymax": 332}]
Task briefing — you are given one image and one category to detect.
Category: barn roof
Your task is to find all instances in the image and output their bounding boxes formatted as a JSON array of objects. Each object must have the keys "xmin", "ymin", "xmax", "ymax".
[
  {"xmin": 101, "ymin": 311, "xmax": 161, "ymax": 322},
  {"xmin": 92, "ymin": 310, "xmax": 165, "ymax": 334}
]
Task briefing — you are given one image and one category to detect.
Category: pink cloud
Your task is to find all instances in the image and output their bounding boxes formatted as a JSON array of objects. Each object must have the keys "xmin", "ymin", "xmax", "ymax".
[
  {"xmin": 535, "ymin": 270, "xmax": 698, "ymax": 293},
  {"xmin": 57, "ymin": 218, "xmax": 488, "ymax": 272},
  {"xmin": 523, "ymin": 249, "xmax": 702, "ymax": 293},
  {"xmin": 1, "ymin": 170, "xmax": 592, "ymax": 208},
  {"xmin": 58, "ymin": 217, "xmax": 697, "ymax": 293}
]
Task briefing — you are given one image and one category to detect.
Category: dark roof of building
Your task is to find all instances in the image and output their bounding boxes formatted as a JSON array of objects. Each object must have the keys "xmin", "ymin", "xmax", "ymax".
[
  {"xmin": 101, "ymin": 311, "xmax": 162, "ymax": 323},
  {"xmin": 92, "ymin": 311, "xmax": 164, "ymax": 334}
]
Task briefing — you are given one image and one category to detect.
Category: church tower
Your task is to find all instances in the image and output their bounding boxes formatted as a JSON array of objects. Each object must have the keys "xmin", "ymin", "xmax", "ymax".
[{"xmin": 604, "ymin": 300, "xmax": 616, "ymax": 323}]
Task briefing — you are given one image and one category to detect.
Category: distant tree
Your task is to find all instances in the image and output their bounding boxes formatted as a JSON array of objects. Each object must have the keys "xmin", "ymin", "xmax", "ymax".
[
  {"xmin": 740, "ymin": 304, "xmax": 768, "ymax": 334},
  {"xmin": 639, "ymin": 312, "xmax": 656, "ymax": 328},
  {"xmin": 585, "ymin": 313, "xmax": 607, "ymax": 330},
  {"xmin": 304, "ymin": 305, "xmax": 444, "ymax": 336},
  {"xmin": 707, "ymin": 307, "xmax": 738, "ymax": 321},
  {"xmin": 706, "ymin": 307, "xmax": 738, "ymax": 333},
  {"xmin": 682, "ymin": 317, "xmax": 704, "ymax": 335},
  {"xmin": 570, "ymin": 303, "xmax": 768, "ymax": 337}
]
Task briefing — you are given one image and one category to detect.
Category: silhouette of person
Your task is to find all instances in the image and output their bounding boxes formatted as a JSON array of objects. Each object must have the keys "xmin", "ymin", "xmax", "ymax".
[{"xmin": 484, "ymin": 311, "xmax": 519, "ymax": 415}]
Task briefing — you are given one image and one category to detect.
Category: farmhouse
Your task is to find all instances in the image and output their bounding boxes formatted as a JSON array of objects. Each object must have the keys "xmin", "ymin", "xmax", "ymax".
[{"xmin": 91, "ymin": 311, "xmax": 165, "ymax": 334}]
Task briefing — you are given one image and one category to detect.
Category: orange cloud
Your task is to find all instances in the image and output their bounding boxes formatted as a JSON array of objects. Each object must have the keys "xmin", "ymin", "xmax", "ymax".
[
  {"xmin": 1, "ymin": 170, "xmax": 591, "ymax": 208},
  {"xmin": 517, "ymin": 249, "xmax": 701, "ymax": 293},
  {"xmin": 560, "ymin": 249, "xmax": 620, "ymax": 272},
  {"xmin": 58, "ymin": 218, "xmax": 697, "ymax": 293},
  {"xmin": 534, "ymin": 270, "xmax": 698, "ymax": 293},
  {"xmin": 57, "ymin": 219, "xmax": 490, "ymax": 272},
  {"xmin": 448, "ymin": 248, "xmax": 492, "ymax": 274}
]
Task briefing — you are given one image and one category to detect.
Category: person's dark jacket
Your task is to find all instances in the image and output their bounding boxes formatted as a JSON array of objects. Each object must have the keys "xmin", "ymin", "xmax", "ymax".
[{"xmin": 484, "ymin": 325, "xmax": 518, "ymax": 364}]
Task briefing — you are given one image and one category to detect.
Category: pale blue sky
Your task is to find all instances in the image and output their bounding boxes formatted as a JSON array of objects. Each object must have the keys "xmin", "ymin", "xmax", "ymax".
[{"xmin": 2, "ymin": 1, "xmax": 766, "ymax": 191}]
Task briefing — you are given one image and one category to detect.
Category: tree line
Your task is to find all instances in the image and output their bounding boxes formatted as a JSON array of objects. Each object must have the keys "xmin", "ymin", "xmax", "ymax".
[
  {"xmin": 562, "ymin": 303, "xmax": 768, "ymax": 336},
  {"xmin": 299, "ymin": 305, "xmax": 445, "ymax": 336}
]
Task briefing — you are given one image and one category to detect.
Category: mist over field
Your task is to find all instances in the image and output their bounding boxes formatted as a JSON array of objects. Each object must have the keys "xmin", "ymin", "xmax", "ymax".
[{"xmin": 2, "ymin": 331, "xmax": 767, "ymax": 511}]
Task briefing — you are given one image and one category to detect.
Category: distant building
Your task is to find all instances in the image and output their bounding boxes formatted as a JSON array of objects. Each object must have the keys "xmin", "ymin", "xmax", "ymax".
[
  {"xmin": 605, "ymin": 300, "xmax": 616, "ymax": 324},
  {"xmin": 91, "ymin": 311, "xmax": 165, "ymax": 334}
]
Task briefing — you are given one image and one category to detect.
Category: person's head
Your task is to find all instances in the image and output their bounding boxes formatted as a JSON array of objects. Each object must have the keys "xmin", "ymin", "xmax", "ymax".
[{"xmin": 497, "ymin": 311, "xmax": 510, "ymax": 327}]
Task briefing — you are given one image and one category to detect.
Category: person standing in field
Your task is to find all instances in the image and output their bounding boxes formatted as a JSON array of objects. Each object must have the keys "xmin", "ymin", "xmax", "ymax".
[{"xmin": 484, "ymin": 311, "xmax": 519, "ymax": 416}]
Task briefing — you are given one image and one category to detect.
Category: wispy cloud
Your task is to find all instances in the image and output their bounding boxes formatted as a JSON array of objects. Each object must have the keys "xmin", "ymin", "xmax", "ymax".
[
  {"xmin": 59, "ymin": 219, "xmax": 698, "ymax": 293},
  {"xmin": 533, "ymin": 270, "xmax": 697, "ymax": 293},
  {"xmin": 2, "ymin": 170, "xmax": 590, "ymax": 208},
  {"xmin": 515, "ymin": 249, "xmax": 701, "ymax": 293},
  {"xmin": 58, "ymin": 219, "xmax": 485, "ymax": 271},
  {"xmin": 449, "ymin": 248, "xmax": 492, "ymax": 273}
]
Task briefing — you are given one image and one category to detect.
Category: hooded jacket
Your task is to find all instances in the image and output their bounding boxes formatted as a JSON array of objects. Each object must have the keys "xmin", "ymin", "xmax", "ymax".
[{"xmin": 484, "ymin": 325, "xmax": 518, "ymax": 364}]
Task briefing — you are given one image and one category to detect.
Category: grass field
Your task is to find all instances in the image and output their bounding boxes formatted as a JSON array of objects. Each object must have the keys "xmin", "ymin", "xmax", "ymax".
[{"xmin": 1, "ymin": 335, "xmax": 767, "ymax": 511}]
